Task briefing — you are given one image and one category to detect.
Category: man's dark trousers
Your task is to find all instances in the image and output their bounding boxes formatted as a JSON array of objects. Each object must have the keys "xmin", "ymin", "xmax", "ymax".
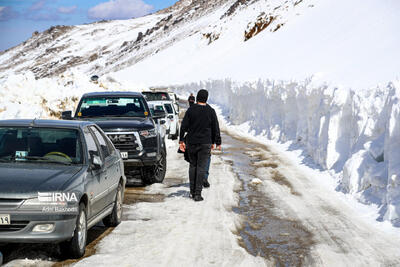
[{"xmin": 188, "ymin": 144, "xmax": 211, "ymax": 196}]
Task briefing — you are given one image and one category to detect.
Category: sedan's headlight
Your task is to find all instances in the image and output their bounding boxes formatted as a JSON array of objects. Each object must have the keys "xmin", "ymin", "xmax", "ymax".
[
  {"xmin": 19, "ymin": 198, "xmax": 44, "ymax": 211},
  {"xmin": 20, "ymin": 197, "xmax": 67, "ymax": 210},
  {"xmin": 139, "ymin": 129, "xmax": 157, "ymax": 138}
]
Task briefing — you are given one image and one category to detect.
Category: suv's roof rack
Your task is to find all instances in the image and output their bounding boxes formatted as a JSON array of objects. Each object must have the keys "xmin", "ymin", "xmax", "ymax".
[{"xmin": 147, "ymin": 87, "xmax": 174, "ymax": 93}]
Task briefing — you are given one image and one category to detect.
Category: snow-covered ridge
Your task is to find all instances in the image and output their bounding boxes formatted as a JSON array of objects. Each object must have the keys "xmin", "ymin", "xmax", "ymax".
[
  {"xmin": 177, "ymin": 78, "xmax": 400, "ymax": 226},
  {"xmin": 0, "ymin": 0, "xmax": 314, "ymax": 80}
]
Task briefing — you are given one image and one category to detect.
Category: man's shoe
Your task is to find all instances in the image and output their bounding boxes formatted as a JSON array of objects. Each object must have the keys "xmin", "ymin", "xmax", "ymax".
[
  {"xmin": 194, "ymin": 195, "xmax": 204, "ymax": 202},
  {"xmin": 203, "ymin": 180, "xmax": 210, "ymax": 188}
]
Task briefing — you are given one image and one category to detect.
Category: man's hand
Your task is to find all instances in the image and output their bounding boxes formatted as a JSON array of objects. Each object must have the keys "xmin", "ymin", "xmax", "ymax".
[
  {"xmin": 179, "ymin": 142, "xmax": 186, "ymax": 152},
  {"xmin": 212, "ymin": 144, "xmax": 222, "ymax": 151}
]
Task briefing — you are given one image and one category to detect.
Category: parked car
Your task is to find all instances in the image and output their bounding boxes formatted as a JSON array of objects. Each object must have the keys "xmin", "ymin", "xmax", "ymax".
[
  {"xmin": 168, "ymin": 92, "xmax": 180, "ymax": 113},
  {"xmin": 142, "ymin": 90, "xmax": 171, "ymax": 102},
  {"xmin": 62, "ymin": 91, "xmax": 167, "ymax": 185},
  {"xmin": 0, "ymin": 119, "xmax": 126, "ymax": 259},
  {"xmin": 151, "ymin": 103, "xmax": 170, "ymax": 135},
  {"xmin": 142, "ymin": 88, "xmax": 180, "ymax": 114},
  {"xmin": 151, "ymin": 101, "xmax": 180, "ymax": 140}
]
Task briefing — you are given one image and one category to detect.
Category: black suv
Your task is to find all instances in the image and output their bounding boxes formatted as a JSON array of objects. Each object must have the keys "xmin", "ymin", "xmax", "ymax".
[{"xmin": 62, "ymin": 92, "xmax": 166, "ymax": 185}]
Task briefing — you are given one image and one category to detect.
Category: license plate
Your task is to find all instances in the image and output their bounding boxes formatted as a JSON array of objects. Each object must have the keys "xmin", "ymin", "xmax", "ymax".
[
  {"xmin": 120, "ymin": 152, "xmax": 128, "ymax": 159},
  {"xmin": 0, "ymin": 214, "xmax": 10, "ymax": 225}
]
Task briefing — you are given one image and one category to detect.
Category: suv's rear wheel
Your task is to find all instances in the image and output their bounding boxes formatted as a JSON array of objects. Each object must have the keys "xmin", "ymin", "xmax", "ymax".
[
  {"xmin": 171, "ymin": 127, "xmax": 179, "ymax": 140},
  {"xmin": 144, "ymin": 148, "xmax": 166, "ymax": 184},
  {"xmin": 60, "ymin": 203, "xmax": 87, "ymax": 259},
  {"xmin": 103, "ymin": 183, "xmax": 123, "ymax": 227}
]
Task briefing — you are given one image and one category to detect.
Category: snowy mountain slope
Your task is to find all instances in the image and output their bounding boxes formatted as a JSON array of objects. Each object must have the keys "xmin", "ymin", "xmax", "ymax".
[
  {"xmin": 0, "ymin": 0, "xmax": 232, "ymax": 79},
  {"xmin": 112, "ymin": 0, "xmax": 400, "ymax": 88},
  {"xmin": 0, "ymin": 0, "xmax": 317, "ymax": 80}
]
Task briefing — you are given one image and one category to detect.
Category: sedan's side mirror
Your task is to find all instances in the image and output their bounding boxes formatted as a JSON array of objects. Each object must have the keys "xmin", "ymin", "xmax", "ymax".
[
  {"xmin": 91, "ymin": 155, "xmax": 102, "ymax": 170},
  {"xmin": 167, "ymin": 115, "xmax": 173, "ymax": 119},
  {"xmin": 62, "ymin": 111, "xmax": 73, "ymax": 120}
]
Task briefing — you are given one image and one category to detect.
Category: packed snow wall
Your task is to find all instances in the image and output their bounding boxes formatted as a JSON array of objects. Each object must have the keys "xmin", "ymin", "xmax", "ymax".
[
  {"xmin": 0, "ymin": 72, "xmax": 119, "ymax": 119},
  {"xmin": 178, "ymin": 79, "xmax": 400, "ymax": 226}
]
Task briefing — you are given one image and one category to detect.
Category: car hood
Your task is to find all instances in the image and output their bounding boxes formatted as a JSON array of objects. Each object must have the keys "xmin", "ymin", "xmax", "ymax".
[
  {"xmin": 92, "ymin": 117, "xmax": 154, "ymax": 131},
  {"xmin": 0, "ymin": 163, "xmax": 83, "ymax": 199}
]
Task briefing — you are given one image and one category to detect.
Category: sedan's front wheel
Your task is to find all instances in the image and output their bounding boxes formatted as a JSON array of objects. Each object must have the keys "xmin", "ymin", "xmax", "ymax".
[
  {"xmin": 103, "ymin": 183, "xmax": 123, "ymax": 227},
  {"xmin": 60, "ymin": 203, "xmax": 87, "ymax": 259}
]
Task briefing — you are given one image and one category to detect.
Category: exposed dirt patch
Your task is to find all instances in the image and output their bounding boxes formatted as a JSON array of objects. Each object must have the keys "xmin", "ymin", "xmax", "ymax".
[
  {"xmin": 222, "ymin": 132, "xmax": 314, "ymax": 265},
  {"xmin": 269, "ymin": 169, "xmax": 302, "ymax": 196},
  {"xmin": 245, "ymin": 15, "xmax": 275, "ymax": 41},
  {"xmin": 252, "ymin": 160, "xmax": 278, "ymax": 169},
  {"xmin": 124, "ymin": 187, "xmax": 165, "ymax": 205},
  {"xmin": 203, "ymin": 32, "xmax": 220, "ymax": 45},
  {"xmin": 221, "ymin": 0, "xmax": 252, "ymax": 18},
  {"xmin": 273, "ymin": 23, "xmax": 284, "ymax": 32},
  {"xmin": 0, "ymin": 225, "xmax": 115, "ymax": 267},
  {"xmin": 40, "ymin": 96, "xmax": 79, "ymax": 119},
  {"xmin": 52, "ymin": 226, "xmax": 115, "ymax": 267}
]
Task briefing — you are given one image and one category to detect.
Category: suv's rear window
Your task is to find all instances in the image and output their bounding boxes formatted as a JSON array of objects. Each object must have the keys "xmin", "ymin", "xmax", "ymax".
[
  {"xmin": 77, "ymin": 96, "xmax": 148, "ymax": 118},
  {"xmin": 142, "ymin": 92, "xmax": 170, "ymax": 101},
  {"xmin": 0, "ymin": 127, "xmax": 83, "ymax": 164},
  {"xmin": 164, "ymin": 103, "xmax": 174, "ymax": 114}
]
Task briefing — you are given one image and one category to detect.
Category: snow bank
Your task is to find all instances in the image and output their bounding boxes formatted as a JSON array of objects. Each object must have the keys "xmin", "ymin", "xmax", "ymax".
[
  {"xmin": 177, "ymin": 78, "xmax": 400, "ymax": 226},
  {"xmin": 0, "ymin": 71, "xmax": 124, "ymax": 120}
]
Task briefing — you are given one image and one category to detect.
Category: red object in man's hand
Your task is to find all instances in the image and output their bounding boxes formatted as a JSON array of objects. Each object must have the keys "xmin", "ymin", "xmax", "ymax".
[
  {"xmin": 179, "ymin": 142, "xmax": 186, "ymax": 152},
  {"xmin": 211, "ymin": 144, "xmax": 222, "ymax": 150}
]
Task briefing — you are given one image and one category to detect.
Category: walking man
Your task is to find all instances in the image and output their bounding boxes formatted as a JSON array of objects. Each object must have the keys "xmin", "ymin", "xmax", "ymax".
[
  {"xmin": 179, "ymin": 89, "xmax": 221, "ymax": 201},
  {"xmin": 188, "ymin": 93, "xmax": 195, "ymax": 107}
]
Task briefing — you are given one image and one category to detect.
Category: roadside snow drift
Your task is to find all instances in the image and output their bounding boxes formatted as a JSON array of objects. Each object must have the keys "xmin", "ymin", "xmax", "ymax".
[
  {"xmin": 177, "ymin": 79, "xmax": 400, "ymax": 226},
  {"xmin": 0, "ymin": 72, "xmax": 123, "ymax": 119}
]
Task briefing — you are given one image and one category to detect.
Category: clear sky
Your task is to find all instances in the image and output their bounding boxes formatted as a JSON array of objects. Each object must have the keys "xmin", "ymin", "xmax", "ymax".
[{"xmin": 0, "ymin": 0, "xmax": 178, "ymax": 51}]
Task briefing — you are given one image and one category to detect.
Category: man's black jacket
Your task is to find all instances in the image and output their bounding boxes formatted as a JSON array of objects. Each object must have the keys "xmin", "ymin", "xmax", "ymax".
[{"xmin": 180, "ymin": 104, "xmax": 221, "ymax": 145}]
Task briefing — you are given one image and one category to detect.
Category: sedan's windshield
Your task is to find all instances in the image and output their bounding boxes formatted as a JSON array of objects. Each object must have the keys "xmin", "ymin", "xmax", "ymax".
[
  {"xmin": 142, "ymin": 92, "xmax": 170, "ymax": 101},
  {"xmin": 77, "ymin": 96, "xmax": 148, "ymax": 118},
  {"xmin": 0, "ymin": 127, "xmax": 83, "ymax": 164}
]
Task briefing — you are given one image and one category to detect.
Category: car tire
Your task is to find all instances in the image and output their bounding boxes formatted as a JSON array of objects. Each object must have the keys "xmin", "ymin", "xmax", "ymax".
[
  {"xmin": 59, "ymin": 203, "xmax": 87, "ymax": 259},
  {"xmin": 103, "ymin": 183, "xmax": 123, "ymax": 227},
  {"xmin": 144, "ymin": 148, "xmax": 167, "ymax": 184},
  {"xmin": 172, "ymin": 126, "xmax": 179, "ymax": 140}
]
